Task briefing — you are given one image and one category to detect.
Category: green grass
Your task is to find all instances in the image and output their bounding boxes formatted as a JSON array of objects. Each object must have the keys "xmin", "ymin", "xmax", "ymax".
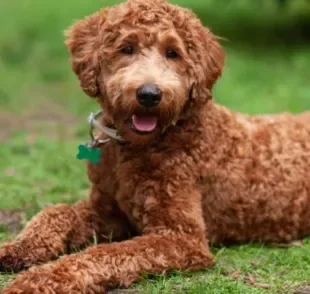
[{"xmin": 1, "ymin": 0, "xmax": 310, "ymax": 292}]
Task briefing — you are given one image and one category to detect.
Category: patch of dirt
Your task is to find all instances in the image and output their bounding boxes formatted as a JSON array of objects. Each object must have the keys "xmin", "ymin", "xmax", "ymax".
[
  {"xmin": 0, "ymin": 100, "xmax": 77, "ymax": 142},
  {"xmin": 221, "ymin": 270, "xmax": 270, "ymax": 290},
  {"xmin": 0, "ymin": 209, "xmax": 25, "ymax": 234},
  {"xmin": 269, "ymin": 240, "xmax": 304, "ymax": 248},
  {"xmin": 294, "ymin": 284, "xmax": 310, "ymax": 294}
]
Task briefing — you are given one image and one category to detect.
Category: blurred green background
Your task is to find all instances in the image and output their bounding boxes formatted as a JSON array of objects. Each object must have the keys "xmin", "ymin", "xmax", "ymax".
[
  {"xmin": 0, "ymin": 0, "xmax": 310, "ymax": 293},
  {"xmin": 2, "ymin": 0, "xmax": 309, "ymax": 208}
]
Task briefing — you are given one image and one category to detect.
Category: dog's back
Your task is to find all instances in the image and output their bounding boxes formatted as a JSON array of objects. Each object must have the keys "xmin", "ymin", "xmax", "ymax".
[{"xmin": 200, "ymin": 105, "xmax": 310, "ymax": 245}]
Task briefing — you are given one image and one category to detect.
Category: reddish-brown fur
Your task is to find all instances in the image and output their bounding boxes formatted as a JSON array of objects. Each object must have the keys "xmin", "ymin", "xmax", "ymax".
[{"xmin": 1, "ymin": 0, "xmax": 310, "ymax": 292}]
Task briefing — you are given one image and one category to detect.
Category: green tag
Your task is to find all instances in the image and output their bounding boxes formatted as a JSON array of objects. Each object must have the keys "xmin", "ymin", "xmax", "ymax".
[{"xmin": 76, "ymin": 144, "xmax": 101, "ymax": 164}]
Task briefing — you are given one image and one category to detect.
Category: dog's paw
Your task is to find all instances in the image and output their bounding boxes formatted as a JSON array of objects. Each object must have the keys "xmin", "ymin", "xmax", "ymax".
[
  {"xmin": 0, "ymin": 243, "xmax": 28, "ymax": 273},
  {"xmin": 2, "ymin": 269, "xmax": 56, "ymax": 294},
  {"xmin": 2, "ymin": 264, "xmax": 93, "ymax": 294}
]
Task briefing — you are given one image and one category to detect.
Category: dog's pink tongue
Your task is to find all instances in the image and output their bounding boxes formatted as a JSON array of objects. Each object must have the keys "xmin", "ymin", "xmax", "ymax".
[{"xmin": 132, "ymin": 114, "xmax": 157, "ymax": 132}]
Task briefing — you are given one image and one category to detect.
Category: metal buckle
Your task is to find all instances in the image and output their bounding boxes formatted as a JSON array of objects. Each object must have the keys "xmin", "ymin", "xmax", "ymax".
[{"xmin": 87, "ymin": 111, "xmax": 110, "ymax": 148}]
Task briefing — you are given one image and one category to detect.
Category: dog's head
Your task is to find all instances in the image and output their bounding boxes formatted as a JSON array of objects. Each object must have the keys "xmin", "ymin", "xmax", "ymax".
[{"xmin": 65, "ymin": 0, "xmax": 225, "ymax": 144}]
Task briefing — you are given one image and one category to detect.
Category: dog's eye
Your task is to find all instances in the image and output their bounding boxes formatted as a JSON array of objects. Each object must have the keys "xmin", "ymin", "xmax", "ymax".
[
  {"xmin": 166, "ymin": 49, "xmax": 179, "ymax": 59},
  {"xmin": 121, "ymin": 46, "xmax": 134, "ymax": 55}
]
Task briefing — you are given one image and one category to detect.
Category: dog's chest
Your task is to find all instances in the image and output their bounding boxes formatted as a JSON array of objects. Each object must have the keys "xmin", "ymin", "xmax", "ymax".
[
  {"xmin": 114, "ymin": 183, "xmax": 146, "ymax": 232},
  {"xmin": 113, "ymin": 157, "xmax": 160, "ymax": 232},
  {"xmin": 113, "ymin": 147, "xmax": 199, "ymax": 232}
]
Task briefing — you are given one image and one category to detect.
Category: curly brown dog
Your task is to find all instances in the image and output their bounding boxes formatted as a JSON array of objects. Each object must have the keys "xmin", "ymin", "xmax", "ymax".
[{"xmin": 1, "ymin": 0, "xmax": 310, "ymax": 292}]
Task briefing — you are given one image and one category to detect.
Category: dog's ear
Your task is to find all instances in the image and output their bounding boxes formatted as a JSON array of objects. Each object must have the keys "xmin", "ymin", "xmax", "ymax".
[
  {"xmin": 189, "ymin": 27, "xmax": 225, "ymax": 105},
  {"xmin": 65, "ymin": 9, "xmax": 109, "ymax": 98},
  {"xmin": 201, "ymin": 28, "xmax": 225, "ymax": 90}
]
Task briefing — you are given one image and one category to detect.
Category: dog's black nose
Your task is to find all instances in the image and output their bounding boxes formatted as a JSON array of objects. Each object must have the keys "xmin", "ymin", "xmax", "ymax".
[{"xmin": 136, "ymin": 84, "xmax": 162, "ymax": 108}]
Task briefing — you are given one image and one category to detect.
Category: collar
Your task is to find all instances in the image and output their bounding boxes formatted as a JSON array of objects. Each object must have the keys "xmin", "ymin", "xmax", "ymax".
[{"xmin": 87, "ymin": 110, "xmax": 124, "ymax": 147}]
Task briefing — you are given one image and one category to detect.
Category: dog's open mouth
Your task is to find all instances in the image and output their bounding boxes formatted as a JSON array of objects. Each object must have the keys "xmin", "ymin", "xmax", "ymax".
[{"xmin": 130, "ymin": 114, "xmax": 158, "ymax": 134}]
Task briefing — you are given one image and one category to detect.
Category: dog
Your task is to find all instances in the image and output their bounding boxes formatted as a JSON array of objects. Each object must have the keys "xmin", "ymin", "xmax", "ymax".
[{"xmin": 1, "ymin": 0, "xmax": 310, "ymax": 292}]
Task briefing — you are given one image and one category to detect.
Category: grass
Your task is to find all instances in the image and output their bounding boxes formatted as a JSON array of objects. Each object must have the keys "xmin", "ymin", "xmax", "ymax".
[{"xmin": 0, "ymin": 0, "xmax": 310, "ymax": 292}]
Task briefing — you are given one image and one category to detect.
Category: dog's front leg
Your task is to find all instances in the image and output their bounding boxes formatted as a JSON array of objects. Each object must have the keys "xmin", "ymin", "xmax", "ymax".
[
  {"xmin": 3, "ymin": 189, "xmax": 215, "ymax": 294},
  {"xmin": 0, "ymin": 201, "xmax": 89, "ymax": 273},
  {"xmin": 0, "ymin": 186, "xmax": 131, "ymax": 273}
]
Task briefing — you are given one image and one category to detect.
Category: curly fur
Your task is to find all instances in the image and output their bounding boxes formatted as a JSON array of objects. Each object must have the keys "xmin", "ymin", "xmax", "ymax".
[{"xmin": 1, "ymin": 0, "xmax": 310, "ymax": 292}]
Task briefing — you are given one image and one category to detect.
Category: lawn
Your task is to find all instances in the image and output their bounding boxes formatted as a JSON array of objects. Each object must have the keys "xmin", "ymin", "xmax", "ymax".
[{"xmin": 0, "ymin": 0, "xmax": 310, "ymax": 293}]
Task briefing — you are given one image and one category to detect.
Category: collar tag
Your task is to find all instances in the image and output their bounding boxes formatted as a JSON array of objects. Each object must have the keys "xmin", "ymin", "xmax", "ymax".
[{"xmin": 76, "ymin": 144, "xmax": 101, "ymax": 164}]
